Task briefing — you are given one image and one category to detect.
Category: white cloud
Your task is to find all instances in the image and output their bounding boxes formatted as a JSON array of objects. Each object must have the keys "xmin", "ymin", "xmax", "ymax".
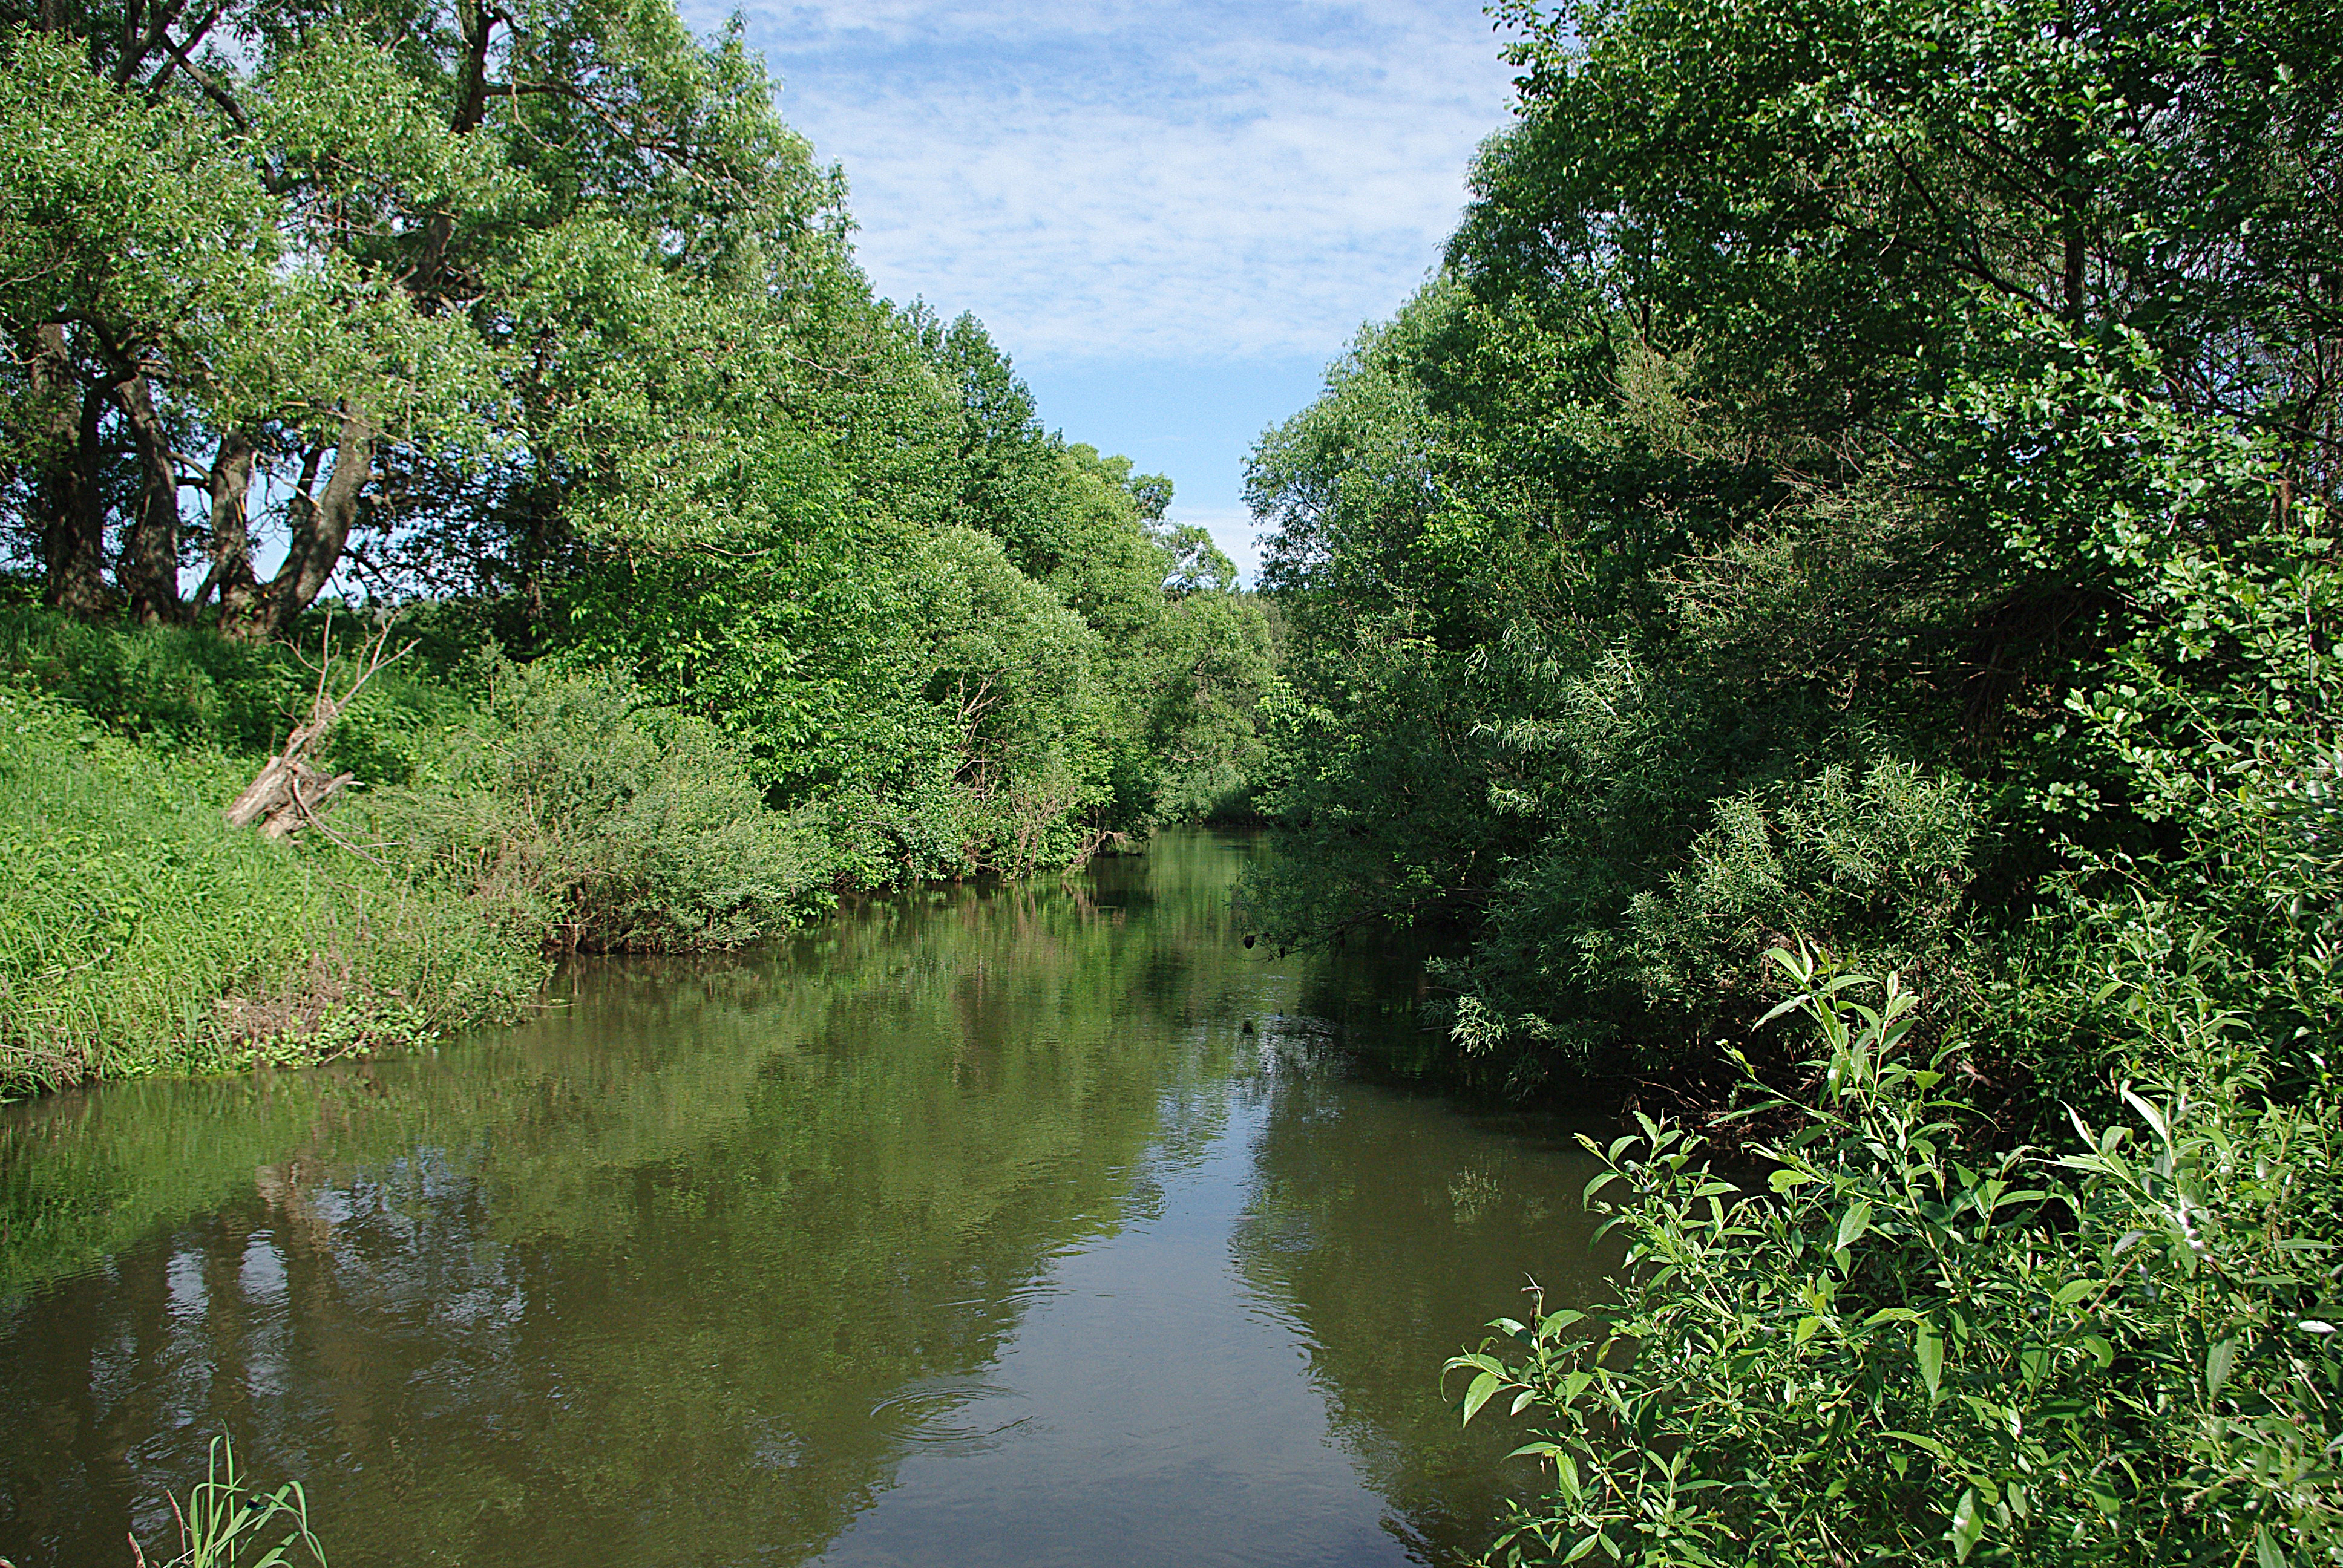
[{"xmin": 701, "ymin": 0, "xmax": 1524, "ymax": 365}]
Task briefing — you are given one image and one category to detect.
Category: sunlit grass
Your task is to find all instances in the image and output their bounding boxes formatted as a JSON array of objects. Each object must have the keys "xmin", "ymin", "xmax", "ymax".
[{"xmin": 0, "ymin": 681, "xmax": 540, "ymax": 1095}]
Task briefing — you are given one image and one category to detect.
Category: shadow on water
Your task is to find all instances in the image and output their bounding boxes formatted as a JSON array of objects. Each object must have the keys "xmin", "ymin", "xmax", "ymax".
[{"xmin": 0, "ymin": 829, "xmax": 1614, "ymax": 1568}]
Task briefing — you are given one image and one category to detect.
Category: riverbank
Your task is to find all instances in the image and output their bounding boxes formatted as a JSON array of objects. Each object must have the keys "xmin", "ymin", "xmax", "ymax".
[
  {"xmin": 0, "ymin": 609, "xmax": 1050, "ymax": 1096},
  {"xmin": 0, "ymin": 591, "xmax": 1280, "ymax": 1100},
  {"xmin": 0, "ymin": 676, "xmax": 542, "ymax": 1092},
  {"xmin": 0, "ymin": 619, "xmax": 838, "ymax": 1097}
]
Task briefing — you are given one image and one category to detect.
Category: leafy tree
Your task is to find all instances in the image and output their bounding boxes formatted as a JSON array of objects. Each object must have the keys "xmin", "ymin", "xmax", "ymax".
[
  {"xmin": 1248, "ymin": 0, "xmax": 2341, "ymax": 1098},
  {"xmin": 2, "ymin": 0, "xmax": 1286, "ymax": 906}
]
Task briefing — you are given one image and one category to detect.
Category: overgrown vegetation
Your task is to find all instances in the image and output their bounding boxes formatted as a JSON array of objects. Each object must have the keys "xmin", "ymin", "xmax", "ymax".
[
  {"xmin": 0, "ymin": 673, "xmax": 540, "ymax": 1091},
  {"xmin": 1452, "ymin": 949, "xmax": 2343, "ymax": 1565},
  {"xmin": 0, "ymin": 0, "xmax": 1279, "ymax": 1094},
  {"xmin": 1246, "ymin": 0, "xmax": 2339, "ymax": 1115},
  {"xmin": 1229, "ymin": 0, "xmax": 2342, "ymax": 1557}
]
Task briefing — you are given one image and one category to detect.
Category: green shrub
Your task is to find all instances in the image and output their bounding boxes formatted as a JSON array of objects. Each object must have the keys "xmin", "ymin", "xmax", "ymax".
[
  {"xmin": 1437, "ymin": 750, "xmax": 1985, "ymax": 1093},
  {"xmin": 1451, "ymin": 945, "xmax": 2343, "ymax": 1566},
  {"xmin": 365, "ymin": 660, "xmax": 830, "ymax": 951},
  {"xmin": 1622, "ymin": 756, "xmax": 1984, "ymax": 1017}
]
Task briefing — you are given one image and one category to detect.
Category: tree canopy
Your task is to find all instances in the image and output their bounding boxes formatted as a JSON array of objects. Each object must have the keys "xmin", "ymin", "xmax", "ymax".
[
  {"xmin": 1247, "ymin": 0, "xmax": 2341, "ymax": 1099},
  {"xmin": 0, "ymin": 0, "xmax": 1277, "ymax": 878}
]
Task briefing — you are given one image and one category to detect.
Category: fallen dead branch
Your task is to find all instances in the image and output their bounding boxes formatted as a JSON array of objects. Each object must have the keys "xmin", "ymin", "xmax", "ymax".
[{"xmin": 224, "ymin": 613, "xmax": 412, "ymax": 844}]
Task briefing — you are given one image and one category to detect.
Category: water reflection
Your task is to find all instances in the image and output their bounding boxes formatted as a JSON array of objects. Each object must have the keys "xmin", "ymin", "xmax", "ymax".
[{"xmin": 0, "ymin": 831, "xmax": 1608, "ymax": 1567}]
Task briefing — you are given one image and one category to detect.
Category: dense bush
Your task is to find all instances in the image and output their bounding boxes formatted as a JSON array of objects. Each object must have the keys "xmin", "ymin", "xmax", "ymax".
[
  {"xmin": 1447, "ymin": 752, "xmax": 1988, "ymax": 1086},
  {"xmin": 366, "ymin": 659, "xmax": 831, "ymax": 952},
  {"xmin": 1620, "ymin": 757, "xmax": 1984, "ymax": 1011},
  {"xmin": 1453, "ymin": 949, "xmax": 2343, "ymax": 1565}
]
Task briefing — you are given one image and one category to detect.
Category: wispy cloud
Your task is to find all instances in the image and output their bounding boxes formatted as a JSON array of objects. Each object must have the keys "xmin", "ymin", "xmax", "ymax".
[{"xmin": 704, "ymin": 0, "xmax": 1524, "ymax": 365}]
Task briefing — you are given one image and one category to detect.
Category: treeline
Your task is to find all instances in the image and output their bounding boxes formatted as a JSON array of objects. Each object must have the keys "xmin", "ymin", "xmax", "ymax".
[
  {"xmin": 1249, "ymin": 0, "xmax": 2337, "ymax": 1112},
  {"xmin": 0, "ymin": 0, "xmax": 1276, "ymax": 1091},
  {"xmin": 1245, "ymin": 0, "xmax": 2343, "ymax": 1557}
]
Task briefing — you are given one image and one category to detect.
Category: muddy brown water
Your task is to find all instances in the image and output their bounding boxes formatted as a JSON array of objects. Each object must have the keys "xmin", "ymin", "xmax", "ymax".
[{"xmin": 0, "ymin": 829, "xmax": 1611, "ymax": 1567}]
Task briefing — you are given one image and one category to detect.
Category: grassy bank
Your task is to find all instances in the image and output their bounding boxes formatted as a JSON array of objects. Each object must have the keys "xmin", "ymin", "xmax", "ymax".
[
  {"xmin": 0, "ymin": 680, "xmax": 539, "ymax": 1090},
  {"xmin": 0, "ymin": 606, "xmax": 841, "ymax": 1097}
]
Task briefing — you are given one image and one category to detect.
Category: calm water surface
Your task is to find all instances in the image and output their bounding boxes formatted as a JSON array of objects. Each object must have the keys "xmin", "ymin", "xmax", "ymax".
[{"xmin": 0, "ymin": 830, "xmax": 1608, "ymax": 1567}]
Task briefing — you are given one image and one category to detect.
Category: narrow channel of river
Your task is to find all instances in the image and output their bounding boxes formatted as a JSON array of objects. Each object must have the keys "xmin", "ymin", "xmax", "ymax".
[{"xmin": 0, "ymin": 829, "xmax": 1609, "ymax": 1567}]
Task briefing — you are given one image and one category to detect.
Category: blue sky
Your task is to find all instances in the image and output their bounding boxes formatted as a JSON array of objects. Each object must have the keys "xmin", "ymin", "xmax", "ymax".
[{"xmin": 690, "ymin": 0, "xmax": 1525, "ymax": 580}]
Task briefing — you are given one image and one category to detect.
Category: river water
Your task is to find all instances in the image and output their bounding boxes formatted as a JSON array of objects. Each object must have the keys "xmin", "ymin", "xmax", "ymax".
[{"xmin": 0, "ymin": 829, "xmax": 1608, "ymax": 1567}]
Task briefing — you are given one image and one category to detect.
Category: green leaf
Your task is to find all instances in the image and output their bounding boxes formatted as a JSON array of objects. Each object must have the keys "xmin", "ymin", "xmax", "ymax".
[
  {"xmin": 2051, "ymin": 1278, "xmax": 2097, "ymax": 1307},
  {"xmin": 2082, "ymin": 1334, "xmax": 2115, "ymax": 1370},
  {"xmin": 1884, "ymin": 1429, "xmax": 1951, "ymax": 1460},
  {"xmin": 1950, "ymin": 1488, "xmax": 1984, "ymax": 1563},
  {"xmin": 2207, "ymin": 1336, "xmax": 2237, "ymax": 1400},
  {"xmin": 1795, "ymin": 1314, "xmax": 1826, "ymax": 1345},
  {"xmin": 2256, "ymin": 1529, "xmax": 2285, "ymax": 1568},
  {"xmin": 1916, "ymin": 1319, "xmax": 1944, "ymax": 1400},
  {"xmin": 1461, "ymin": 1370, "xmax": 1502, "ymax": 1425},
  {"xmin": 1768, "ymin": 1166, "xmax": 1817, "ymax": 1194},
  {"xmin": 2120, "ymin": 1086, "xmax": 2171, "ymax": 1143},
  {"xmin": 1835, "ymin": 1200, "xmax": 1873, "ymax": 1253}
]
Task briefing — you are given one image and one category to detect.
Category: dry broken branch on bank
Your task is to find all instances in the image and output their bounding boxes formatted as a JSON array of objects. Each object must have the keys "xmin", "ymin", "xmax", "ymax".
[{"xmin": 224, "ymin": 616, "xmax": 411, "ymax": 849}]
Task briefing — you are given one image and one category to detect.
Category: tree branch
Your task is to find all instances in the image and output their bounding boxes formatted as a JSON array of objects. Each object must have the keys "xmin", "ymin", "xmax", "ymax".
[{"xmin": 143, "ymin": 2, "xmax": 228, "ymax": 101}]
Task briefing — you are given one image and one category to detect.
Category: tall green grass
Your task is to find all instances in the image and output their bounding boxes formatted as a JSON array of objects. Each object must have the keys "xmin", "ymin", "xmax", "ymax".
[
  {"xmin": 0, "ymin": 605, "xmax": 844, "ymax": 1097},
  {"xmin": 0, "ymin": 602, "xmax": 301, "ymax": 753},
  {"xmin": 0, "ymin": 681, "xmax": 543, "ymax": 1094},
  {"xmin": 143, "ymin": 1436, "xmax": 330, "ymax": 1568}
]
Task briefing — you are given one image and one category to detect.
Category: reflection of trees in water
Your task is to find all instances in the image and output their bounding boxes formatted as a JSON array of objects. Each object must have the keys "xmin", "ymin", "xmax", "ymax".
[
  {"xmin": 1226, "ymin": 1033, "xmax": 1611, "ymax": 1567},
  {"xmin": 0, "ymin": 853, "xmax": 1259, "ymax": 1568},
  {"xmin": 0, "ymin": 829, "xmax": 1599, "ymax": 1568}
]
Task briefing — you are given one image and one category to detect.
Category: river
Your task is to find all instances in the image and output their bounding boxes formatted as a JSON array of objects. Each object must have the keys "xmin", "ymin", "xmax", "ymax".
[{"xmin": 0, "ymin": 829, "xmax": 1609, "ymax": 1567}]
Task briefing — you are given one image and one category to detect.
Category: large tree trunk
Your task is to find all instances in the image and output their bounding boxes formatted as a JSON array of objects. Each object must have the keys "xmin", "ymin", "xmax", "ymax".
[
  {"xmin": 29, "ymin": 326, "xmax": 111, "ymax": 616},
  {"xmin": 113, "ymin": 371, "xmax": 186, "ymax": 624},
  {"xmin": 222, "ymin": 410, "xmax": 373, "ymax": 642},
  {"xmin": 202, "ymin": 427, "xmax": 261, "ymax": 618}
]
